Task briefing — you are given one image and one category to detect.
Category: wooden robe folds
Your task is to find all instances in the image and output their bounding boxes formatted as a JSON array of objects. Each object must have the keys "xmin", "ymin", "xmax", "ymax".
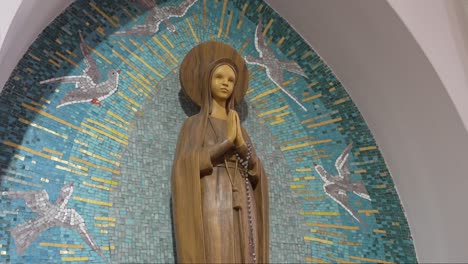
[{"xmin": 172, "ymin": 41, "xmax": 269, "ymax": 263}]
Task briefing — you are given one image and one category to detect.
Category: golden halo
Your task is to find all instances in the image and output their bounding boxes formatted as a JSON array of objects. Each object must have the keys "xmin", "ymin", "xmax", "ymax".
[{"xmin": 180, "ymin": 41, "xmax": 248, "ymax": 106}]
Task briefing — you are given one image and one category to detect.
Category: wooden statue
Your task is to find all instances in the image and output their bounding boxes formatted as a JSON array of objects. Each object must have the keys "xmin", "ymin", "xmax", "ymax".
[{"xmin": 172, "ymin": 41, "xmax": 269, "ymax": 263}]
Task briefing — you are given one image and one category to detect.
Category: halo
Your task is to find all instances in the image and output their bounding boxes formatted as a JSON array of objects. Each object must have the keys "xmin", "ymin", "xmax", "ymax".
[{"xmin": 180, "ymin": 41, "xmax": 248, "ymax": 106}]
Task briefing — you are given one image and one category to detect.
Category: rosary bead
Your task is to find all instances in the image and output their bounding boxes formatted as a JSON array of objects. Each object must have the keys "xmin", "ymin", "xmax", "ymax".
[{"xmin": 236, "ymin": 142, "xmax": 256, "ymax": 263}]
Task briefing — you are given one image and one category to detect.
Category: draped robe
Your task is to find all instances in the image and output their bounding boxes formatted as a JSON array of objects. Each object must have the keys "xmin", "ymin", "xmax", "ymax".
[{"xmin": 171, "ymin": 113, "xmax": 269, "ymax": 263}]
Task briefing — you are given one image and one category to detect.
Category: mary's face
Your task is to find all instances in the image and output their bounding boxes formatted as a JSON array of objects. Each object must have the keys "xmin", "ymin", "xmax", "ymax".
[{"xmin": 210, "ymin": 64, "xmax": 236, "ymax": 102}]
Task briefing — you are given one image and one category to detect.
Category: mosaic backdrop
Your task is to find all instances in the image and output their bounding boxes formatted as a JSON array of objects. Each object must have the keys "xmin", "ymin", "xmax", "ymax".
[{"xmin": 0, "ymin": 0, "xmax": 417, "ymax": 263}]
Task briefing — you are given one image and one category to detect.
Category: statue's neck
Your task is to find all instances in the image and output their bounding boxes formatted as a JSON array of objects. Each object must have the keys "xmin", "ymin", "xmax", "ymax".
[{"xmin": 211, "ymin": 98, "xmax": 228, "ymax": 120}]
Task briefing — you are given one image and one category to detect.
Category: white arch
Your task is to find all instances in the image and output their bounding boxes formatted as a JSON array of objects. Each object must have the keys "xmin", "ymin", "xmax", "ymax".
[
  {"xmin": 2, "ymin": 0, "xmax": 468, "ymax": 262},
  {"xmin": 0, "ymin": 0, "xmax": 73, "ymax": 92}
]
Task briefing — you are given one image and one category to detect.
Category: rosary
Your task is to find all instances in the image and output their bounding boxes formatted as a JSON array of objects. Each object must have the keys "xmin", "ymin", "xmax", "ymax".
[
  {"xmin": 235, "ymin": 143, "xmax": 256, "ymax": 264},
  {"xmin": 208, "ymin": 117, "xmax": 257, "ymax": 263}
]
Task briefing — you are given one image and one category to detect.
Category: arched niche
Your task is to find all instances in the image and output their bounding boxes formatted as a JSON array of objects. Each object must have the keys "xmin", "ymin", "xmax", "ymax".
[{"xmin": 0, "ymin": 0, "xmax": 416, "ymax": 263}]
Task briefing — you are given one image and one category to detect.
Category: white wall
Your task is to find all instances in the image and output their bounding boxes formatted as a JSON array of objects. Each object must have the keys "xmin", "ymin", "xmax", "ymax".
[
  {"xmin": 388, "ymin": 0, "xmax": 468, "ymax": 133},
  {"xmin": 0, "ymin": 0, "xmax": 73, "ymax": 93},
  {"xmin": 0, "ymin": 0, "xmax": 22, "ymax": 56}
]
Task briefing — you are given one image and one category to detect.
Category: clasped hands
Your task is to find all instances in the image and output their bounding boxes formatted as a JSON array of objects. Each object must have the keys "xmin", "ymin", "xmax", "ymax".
[{"xmin": 226, "ymin": 110, "xmax": 245, "ymax": 148}]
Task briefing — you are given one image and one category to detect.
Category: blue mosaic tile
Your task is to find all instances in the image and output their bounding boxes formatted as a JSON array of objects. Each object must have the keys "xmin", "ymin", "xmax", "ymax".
[{"xmin": 0, "ymin": 0, "xmax": 416, "ymax": 263}]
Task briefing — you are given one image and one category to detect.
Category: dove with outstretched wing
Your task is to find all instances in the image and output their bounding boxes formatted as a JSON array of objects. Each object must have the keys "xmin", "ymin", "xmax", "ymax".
[
  {"xmin": 245, "ymin": 20, "xmax": 308, "ymax": 111},
  {"xmin": 113, "ymin": 0, "xmax": 198, "ymax": 36},
  {"xmin": 313, "ymin": 143, "xmax": 371, "ymax": 225},
  {"xmin": 40, "ymin": 32, "xmax": 120, "ymax": 108},
  {"xmin": 1, "ymin": 183, "xmax": 109, "ymax": 263}
]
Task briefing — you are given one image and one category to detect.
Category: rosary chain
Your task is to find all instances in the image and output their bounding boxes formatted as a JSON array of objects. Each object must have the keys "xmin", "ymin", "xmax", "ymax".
[{"xmin": 235, "ymin": 143, "xmax": 256, "ymax": 263}]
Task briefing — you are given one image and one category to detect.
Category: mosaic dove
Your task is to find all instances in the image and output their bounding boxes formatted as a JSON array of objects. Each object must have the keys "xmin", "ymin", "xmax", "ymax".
[
  {"xmin": 113, "ymin": 0, "xmax": 198, "ymax": 36},
  {"xmin": 1, "ymin": 183, "xmax": 110, "ymax": 263},
  {"xmin": 40, "ymin": 32, "xmax": 120, "ymax": 108},
  {"xmin": 313, "ymin": 143, "xmax": 371, "ymax": 225},
  {"xmin": 245, "ymin": 20, "xmax": 308, "ymax": 111}
]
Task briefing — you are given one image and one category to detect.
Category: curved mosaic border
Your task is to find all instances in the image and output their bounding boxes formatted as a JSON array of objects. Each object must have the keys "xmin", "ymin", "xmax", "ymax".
[{"xmin": 0, "ymin": 0, "xmax": 416, "ymax": 263}]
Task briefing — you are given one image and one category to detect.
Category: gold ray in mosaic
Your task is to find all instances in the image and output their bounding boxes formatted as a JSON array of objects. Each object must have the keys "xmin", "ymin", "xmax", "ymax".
[
  {"xmin": 21, "ymin": 103, "xmax": 102, "ymax": 140},
  {"xmin": 186, "ymin": 18, "xmax": 200, "ymax": 43},
  {"xmin": 61, "ymin": 256, "xmax": 89, "ymax": 262},
  {"xmin": 70, "ymin": 156, "xmax": 120, "ymax": 175},
  {"xmin": 307, "ymin": 222, "xmax": 359, "ymax": 230},
  {"xmin": 304, "ymin": 236, "xmax": 334, "ymax": 245},
  {"xmin": 300, "ymin": 211, "xmax": 339, "ymax": 216},
  {"xmin": 81, "ymin": 122, "xmax": 128, "ymax": 145},
  {"xmin": 39, "ymin": 242, "xmax": 84, "ymax": 249},
  {"xmin": 307, "ymin": 118, "xmax": 343, "ymax": 129},
  {"xmin": 152, "ymin": 36, "xmax": 178, "ymax": 63},
  {"xmin": 115, "ymin": 41, "xmax": 164, "ymax": 78},
  {"xmin": 305, "ymin": 257, "xmax": 330, "ymax": 263},
  {"xmin": 348, "ymin": 256, "xmax": 393, "ymax": 264},
  {"xmin": 74, "ymin": 196, "xmax": 113, "ymax": 207},
  {"xmin": 82, "ymin": 181, "xmax": 112, "ymax": 192},
  {"xmin": 89, "ymin": 2, "xmax": 118, "ymax": 28},
  {"xmin": 281, "ymin": 139, "xmax": 332, "ymax": 151}
]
